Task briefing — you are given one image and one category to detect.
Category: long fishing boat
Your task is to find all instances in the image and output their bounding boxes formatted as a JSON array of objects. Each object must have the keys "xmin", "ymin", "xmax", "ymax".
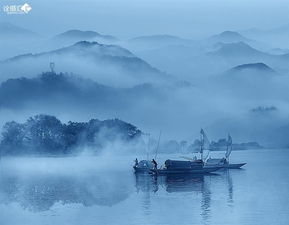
[
  {"xmin": 150, "ymin": 159, "xmax": 220, "ymax": 175},
  {"xmin": 133, "ymin": 129, "xmax": 246, "ymax": 174}
]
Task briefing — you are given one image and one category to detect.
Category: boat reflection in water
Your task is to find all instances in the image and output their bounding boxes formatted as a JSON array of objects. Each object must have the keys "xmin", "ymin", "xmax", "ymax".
[
  {"xmin": 135, "ymin": 170, "xmax": 235, "ymax": 223},
  {"xmin": 135, "ymin": 172, "xmax": 215, "ymax": 193},
  {"xmin": 162, "ymin": 174, "xmax": 208, "ymax": 193}
]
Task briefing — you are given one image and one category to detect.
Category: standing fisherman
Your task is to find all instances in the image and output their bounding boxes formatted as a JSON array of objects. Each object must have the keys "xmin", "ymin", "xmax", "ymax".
[
  {"xmin": 134, "ymin": 158, "xmax": 139, "ymax": 167},
  {"xmin": 152, "ymin": 159, "xmax": 158, "ymax": 170}
]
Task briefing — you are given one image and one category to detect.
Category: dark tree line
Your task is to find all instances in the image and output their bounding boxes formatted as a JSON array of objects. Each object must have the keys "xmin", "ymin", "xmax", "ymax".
[{"xmin": 0, "ymin": 114, "xmax": 142, "ymax": 155}]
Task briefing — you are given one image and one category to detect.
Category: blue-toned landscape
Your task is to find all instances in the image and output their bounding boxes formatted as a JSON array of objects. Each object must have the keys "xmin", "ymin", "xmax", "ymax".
[{"xmin": 0, "ymin": 0, "xmax": 289, "ymax": 224}]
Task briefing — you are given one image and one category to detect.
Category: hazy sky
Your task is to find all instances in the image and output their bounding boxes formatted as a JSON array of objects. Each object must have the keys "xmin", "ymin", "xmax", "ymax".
[{"xmin": 1, "ymin": 0, "xmax": 289, "ymax": 38}]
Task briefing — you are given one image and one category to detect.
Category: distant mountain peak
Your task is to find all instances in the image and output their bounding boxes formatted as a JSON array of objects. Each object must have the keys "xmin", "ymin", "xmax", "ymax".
[
  {"xmin": 209, "ymin": 31, "xmax": 250, "ymax": 43},
  {"xmin": 61, "ymin": 41, "xmax": 134, "ymax": 57},
  {"xmin": 218, "ymin": 31, "xmax": 244, "ymax": 38},
  {"xmin": 211, "ymin": 41, "xmax": 265, "ymax": 57},
  {"xmin": 226, "ymin": 63, "xmax": 278, "ymax": 77},
  {"xmin": 221, "ymin": 41, "xmax": 251, "ymax": 48},
  {"xmin": 59, "ymin": 29, "xmax": 100, "ymax": 38},
  {"xmin": 72, "ymin": 40, "xmax": 100, "ymax": 47},
  {"xmin": 232, "ymin": 63, "xmax": 275, "ymax": 72},
  {"xmin": 53, "ymin": 29, "xmax": 117, "ymax": 42}
]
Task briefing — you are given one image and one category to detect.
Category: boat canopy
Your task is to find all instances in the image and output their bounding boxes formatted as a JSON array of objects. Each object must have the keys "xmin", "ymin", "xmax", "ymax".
[
  {"xmin": 165, "ymin": 160, "xmax": 203, "ymax": 169},
  {"xmin": 206, "ymin": 158, "xmax": 226, "ymax": 165}
]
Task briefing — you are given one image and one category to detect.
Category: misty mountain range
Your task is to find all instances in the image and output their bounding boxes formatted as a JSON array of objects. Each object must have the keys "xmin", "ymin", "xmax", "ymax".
[
  {"xmin": 209, "ymin": 41, "xmax": 289, "ymax": 66},
  {"xmin": 240, "ymin": 24, "xmax": 289, "ymax": 47},
  {"xmin": 1, "ymin": 21, "xmax": 289, "ymax": 149},
  {"xmin": 0, "ymin": 41, "xmax": 171, "ymax": 87},
  {"xmin": 2, "ymin": 22, "xmax": 289, "ymax": 78},
  {"xmin": 133, "ymin": 39, "xmax": 289, "ymax": 79}
]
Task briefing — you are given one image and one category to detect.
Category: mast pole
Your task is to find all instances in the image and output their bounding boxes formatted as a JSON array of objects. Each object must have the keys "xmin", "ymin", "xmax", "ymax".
[
  {"xmin": 200, "ymin": 129, "xmax": 204, "ymax": 161},
  {"xmin": 50, "ymin": 62, "xmax": 55, "ymax": 73},
  {"xmin": 226, "ymin": 134, "xmax": 232, "ymax": 162}
]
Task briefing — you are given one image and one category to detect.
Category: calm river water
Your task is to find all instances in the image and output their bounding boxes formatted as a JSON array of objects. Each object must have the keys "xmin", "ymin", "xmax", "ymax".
[{"xmin": 0, "ymin": 149, "xmax": 288, "ymax": 225}]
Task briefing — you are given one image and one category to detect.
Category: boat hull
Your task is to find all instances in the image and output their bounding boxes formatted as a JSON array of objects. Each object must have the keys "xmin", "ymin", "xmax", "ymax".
[
  {"xmin": 223, "ymin": 163, "xmax": 246, "ymax": 169},
  {"xmin": 133, "ymin": 166, "xmax": 151, "ymax": 173},
  {"xmin": 150, "ymin": 167, "xmax": 220, "ymax": 175},
  {"xmin": 205, "ymin": 163, "xmax": 246, "ymax": 169},
  {"xmin": 133, "ymin": 160, "xmax": 153, "ymax": 173}
]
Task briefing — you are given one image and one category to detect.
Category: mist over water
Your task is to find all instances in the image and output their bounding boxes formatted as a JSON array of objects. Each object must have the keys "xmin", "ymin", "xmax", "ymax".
[{"xmin": 0, "ymin": 149, "xmax": 288, "ymax": 225}]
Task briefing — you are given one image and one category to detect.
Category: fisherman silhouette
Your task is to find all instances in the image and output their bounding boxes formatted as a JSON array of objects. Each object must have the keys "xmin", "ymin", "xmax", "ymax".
[
  {"xmin": 152, "ymin": 159, "xmax": 158, "ymax": 170},
  {"xmin": 135, "ymin": 158, "xmax": 138, "ymax": 167}
]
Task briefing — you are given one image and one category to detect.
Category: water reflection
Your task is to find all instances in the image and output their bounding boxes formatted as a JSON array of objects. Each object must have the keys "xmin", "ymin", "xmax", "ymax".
[
  {"xmin": 135, "ymin": 173, "xmax": 218, "ymax": 193},
  {"xmin": 134, "ymin": 172, "xmax": 236, "ymax": 224},
  {"xmin": 200, "ymin": 178, "xmax": 212, "ymax": 224},
  {"xmin": 0, "ymin": 151, "xmax": 287, "ymax": 225},
  {"xmin": 225, "ymin": 170, "xmax": 234, "ymax": 206},
  {"xmin": 0, "ymin": 157, "xmax": 238, "ymax": 225},
  {"xmin": 0, "ymin": 171, "xmax": 132, "ymax": 212},
  {"xmin": 135, "ymin": 173, "xmax": 158, "ymax": 193}
]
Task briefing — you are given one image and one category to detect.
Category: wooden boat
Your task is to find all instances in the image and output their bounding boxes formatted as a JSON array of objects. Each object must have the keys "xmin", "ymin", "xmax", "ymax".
[{"xmin": 150, "ymin": 159, "xmax": 221, "ymax": 175}]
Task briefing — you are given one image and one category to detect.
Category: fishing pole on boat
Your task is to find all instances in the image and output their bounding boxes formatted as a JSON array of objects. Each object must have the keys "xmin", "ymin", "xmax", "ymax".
[
  {"xmin": 154, "ymin": 131, "xmax": 162, "ymax": 160},
  {"xmin": 142, "ymin": 132, "xmax": 151, "ymax": 161}
]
